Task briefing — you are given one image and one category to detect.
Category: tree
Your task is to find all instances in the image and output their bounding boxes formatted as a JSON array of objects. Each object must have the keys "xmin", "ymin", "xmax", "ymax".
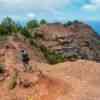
[
  {"xmin": 16, "ymin": 21, "xmax": 23, "ymax": 31},
  {"xmin": 0, "ymin": 24, "xmax": 8, "ymax": 36},
  {"xmin": 73, "ymin": 20, "xmax": 80, "ymax": 23},
  {"xmin": 26, "ymin": 19, "xmax": 39, "ymax": 29},
  {"xmin": 1, "ymin": 17, "xmax": 17, "ymax": 34},
  {"xmin": 40, "ymin": 19, "xmax": 47, "ymax": 25},
  {"xmin": 64, "ymin": 21, "xmax": 72, "ymax": 27},
  {"xmin": 20, "ymin": 27, "xmax": 32, "ymax": 39}
]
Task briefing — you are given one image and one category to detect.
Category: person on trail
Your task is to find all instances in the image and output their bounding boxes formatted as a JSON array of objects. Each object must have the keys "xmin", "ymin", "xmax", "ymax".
[{"xmin": 20, "ymin": 49, "xmax": 31, "ymax": 71}]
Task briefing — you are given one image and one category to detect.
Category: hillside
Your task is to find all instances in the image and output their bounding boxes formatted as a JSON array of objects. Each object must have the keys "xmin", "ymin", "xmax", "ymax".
[
  {"xmin": 0, "ymin": 20, "xmax": 100, "ymax": 100},
  {"xmin": 0, "ymin": 19, "xmax": 100, "ymax": 64}
]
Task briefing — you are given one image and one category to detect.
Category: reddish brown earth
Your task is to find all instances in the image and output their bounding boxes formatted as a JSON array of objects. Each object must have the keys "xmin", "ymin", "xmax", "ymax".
[
  {"xmin": 0, "ymin": 37, "xmax": 100, "ymax": 100},
  {"xmin": 0, "ymin": 60, "xmax": 100, "ymax": 100}
]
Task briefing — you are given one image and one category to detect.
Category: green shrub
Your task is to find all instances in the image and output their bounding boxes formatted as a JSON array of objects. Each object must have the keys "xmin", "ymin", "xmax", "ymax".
[
  {"xmin": 20, "ymin": 27, "xmax": 33, "ymax": 39},
  {"xmin": 96, "ymin": 40, "xmax": 100, "ymax": 45},
  {"xmin": 40, "ymin": 19, "xmax": 47, "ymax": 25},
  {"xmin": 64, "ymin": 21, "xmax": 72, "ymax": 27},
  {"xmin": 26, "ymin": 19, "xmax": 39, "ymax": 29},
  {"xmin": 29, "ymin": 39, "xmax": 38, "ymax": 47},
  {"xmin": 1, "ymin": 16, "xmax": 17, "ymax": 34},
  {"xmin": 0, "ymin": 25, "xmax": 9, "ymax": 36},
  {"xmin": 0, "ymin": 64, "xmax": 5, "ymax": 73},
  {"xmin": 40, "ymin": 46, "xmax": 65, "ymax": 64}
]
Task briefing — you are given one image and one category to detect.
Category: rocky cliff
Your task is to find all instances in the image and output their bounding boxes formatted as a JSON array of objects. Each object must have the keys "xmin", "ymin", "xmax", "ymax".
[{"xmin": 32, "ymin": 21, "xmax": 100, "ymax": 62}]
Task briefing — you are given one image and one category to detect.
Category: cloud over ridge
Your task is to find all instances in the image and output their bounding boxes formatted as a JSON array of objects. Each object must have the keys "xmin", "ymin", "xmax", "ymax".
[{"xmin": 0, "ymin": 0, "xmax": 99, "ymax": 21}]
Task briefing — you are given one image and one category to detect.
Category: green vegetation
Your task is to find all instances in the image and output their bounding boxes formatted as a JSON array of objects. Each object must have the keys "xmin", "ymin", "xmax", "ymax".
[
  {"xmin": 40, "ymin": 46, "xmax": 65, "ymax": 64},
  {"xmin": 16, "ymin": 22, "xmax": 23, "ymax": 31},
  {"xmin": 29, "ymin": 39, "xmax": 38, "ymax": 47},
  {"xmin": 0, "ymin": 17, "xmax": 17, "ymax": 34},
  {"xmin": 0, "ymin": 64, "xmax": 5, "ymax": 73},
  {"xmin": 20, "ymin": 27, "xmax": 33, "ymax": 39},
  {"xmin": 40, "ymin": 19, "xmax": 47, "ymax": 25},
  {"xmin": 26, "ymin": 19, "xmax": 39, "ymax": 29},
  {"xmin": 0, "ymin": 16, "xmax": 78, "ymax": 64},
  {"xmin": 64, "ymin": 21, "xmax": 72, "ymax": 27},
  {"xmin": 0, "ymin": 16, "xmax": 99, "ymax": 64},
  {"xmin": 0, "ymin": 24, "xmax": 9, "ymax": 36},
  {"xmin": 96, "ymin": 40, "xmax": 100, "ymax": 45}
]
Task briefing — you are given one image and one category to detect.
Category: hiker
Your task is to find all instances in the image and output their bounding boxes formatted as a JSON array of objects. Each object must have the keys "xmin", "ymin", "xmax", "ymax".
[{"xmin": 20, "ymin": 49, "xmax": 31, "ymax": 72}]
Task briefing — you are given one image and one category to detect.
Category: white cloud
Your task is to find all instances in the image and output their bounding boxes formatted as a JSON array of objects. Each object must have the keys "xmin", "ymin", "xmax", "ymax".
[
  {"xmin": 0, "ymin": 0, "xmax": 75, "ymax": 21},
  {"xmin": 0, "ymin": 0, "xmax": 71, "ymax": 13},
  {"xmin": 90, "ymin": 0, "xmax": 100, "ymax": 4},
  {"xmin": 82, "ymin": 4, "xmax": 97, "ymax": 11},
  {"xmin": 0, "ymin": 0, "xmax": 99, "ymax": 21},
  {"xmin": 0, "ymin": 0, "xmax": 74, "ymax": 21},
  {"xmin": 27, "ymin": 13, "xmax": 36, "ymax": 20},
  {"xmin": 82, "ymin": 0, "xmax": 100, "ymax": 11}
]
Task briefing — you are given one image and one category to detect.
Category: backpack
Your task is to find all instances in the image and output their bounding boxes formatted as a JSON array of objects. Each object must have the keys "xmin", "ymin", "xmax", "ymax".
[{"xmin": 21, "ymin": 50, "xmax": 29, "ymax": 62}]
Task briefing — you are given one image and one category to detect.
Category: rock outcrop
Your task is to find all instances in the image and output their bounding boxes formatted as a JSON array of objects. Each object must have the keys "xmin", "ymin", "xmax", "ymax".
[{"xmin": 32, "ymin": 21, "xmax": 100, "ymax": 62}]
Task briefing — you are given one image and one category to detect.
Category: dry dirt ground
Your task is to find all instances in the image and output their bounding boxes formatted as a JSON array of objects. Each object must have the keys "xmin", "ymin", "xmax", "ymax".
[{"xmin": 0, "ymin": 37, "xmax": 100, "ymax": 100}]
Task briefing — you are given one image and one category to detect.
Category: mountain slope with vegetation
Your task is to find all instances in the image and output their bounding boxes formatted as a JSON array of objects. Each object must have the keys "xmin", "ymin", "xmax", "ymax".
[
  {"xmin": 0, "ymin": 17, "xmax": 100, "ymax": 100},
  {"xmin": 0, "ymin": 17, "xmax": 100, "ymax": 64}
]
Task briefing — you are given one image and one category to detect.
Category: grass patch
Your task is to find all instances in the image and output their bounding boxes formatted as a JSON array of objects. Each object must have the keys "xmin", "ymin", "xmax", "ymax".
[{"xmin": 0, "ymin": 64, "xmax": 5, "ymax": 73}]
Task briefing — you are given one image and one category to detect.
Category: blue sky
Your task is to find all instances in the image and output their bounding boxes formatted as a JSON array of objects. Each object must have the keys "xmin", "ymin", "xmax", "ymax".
[{"xmin": 0, "ymin": 0, "xmax": 100, "ymax": 22}]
